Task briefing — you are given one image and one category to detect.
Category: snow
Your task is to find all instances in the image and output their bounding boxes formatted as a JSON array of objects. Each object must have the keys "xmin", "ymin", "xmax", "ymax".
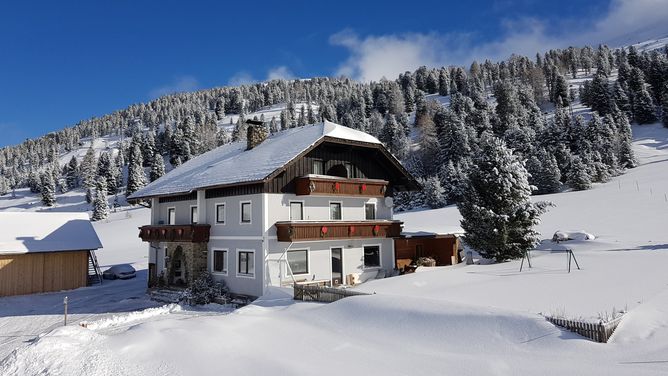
[
  {"xmin": 129, "ymin": 120, "xmax": 383, "ymax": 200},
  {"xmin": 552, "ymin": 230, "xmax": 596, "ymax": 242},
  {"xmin": 1, "ymin": 123, "xmax": 668, "ymax": 374},
  {"xmin": 3, "ymin": 61, "xmax": 668, "ymax": 374},
  {"xmin": 0, "ymin": 212, "xmax": 102, "ymax": 254}
]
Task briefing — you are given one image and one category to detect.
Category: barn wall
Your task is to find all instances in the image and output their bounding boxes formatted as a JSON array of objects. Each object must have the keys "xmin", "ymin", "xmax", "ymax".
[{"xmin": 0, "ymin": 251, "xmax": 88, "ymax": 297}]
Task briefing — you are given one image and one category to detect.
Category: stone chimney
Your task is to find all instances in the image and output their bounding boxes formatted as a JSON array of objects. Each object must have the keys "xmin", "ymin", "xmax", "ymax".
[{"xmin": 246, "ymin": 119, "xmax": 268, "ymax": 150}]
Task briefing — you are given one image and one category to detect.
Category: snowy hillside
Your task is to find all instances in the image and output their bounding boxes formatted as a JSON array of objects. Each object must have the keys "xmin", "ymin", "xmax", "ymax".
[{"xmin": 1, "ymin": 122, "xmax": 668, "ymax": 375}]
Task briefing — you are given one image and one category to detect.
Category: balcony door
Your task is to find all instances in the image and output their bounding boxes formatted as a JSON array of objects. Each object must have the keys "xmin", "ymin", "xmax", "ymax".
[{"xmin": 331, "ymin": 247, "xmax": 343, "ymax": 286}]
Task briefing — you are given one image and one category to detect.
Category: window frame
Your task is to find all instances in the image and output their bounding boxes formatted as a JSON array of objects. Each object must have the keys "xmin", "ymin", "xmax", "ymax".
[
  {"xmin": 215, "ymin": 203, "xmax": 226, "ymax": 225},
  {"xmin": 167, "ymin": 207, "xmax": 176, "ymax": 225},
  {"xmin": 286, "ymin": 249, "xmax": 309, "ymax": 276},
  {"xmin": 289, "ymin": 201, "xmax": 304, "ymax": 221},
  {"xmin": 344, "ymin": 162, "xmax": 353, "ymax": 178},
  {"xmin": 212, "ymin": 249, "xmax": 228, "ymax": 275},
  {"xmin": 365, "ymin": 202, "xmax": 376, "ymax": 220},
  {"xmin": 240, "ymin": 201, "xmax": 252, "ymax": 224},
  {"xmin": 190, "ymin": 205, "xmax": 198, "ymax": 224},
  {"xmin": 363, "ymin": 244, "xmax": 382, "ymax": 269},
  {"xmin": 329, "ymin": 201, "xmax": 343, "ymax": 221},
  {"xmin": 236, "ymin": 249, "xmax": 255, "ymax": 278}
]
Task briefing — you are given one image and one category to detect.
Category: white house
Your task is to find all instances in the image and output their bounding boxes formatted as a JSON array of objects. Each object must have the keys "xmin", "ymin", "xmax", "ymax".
[{"xmin": 128, "ymin": 120, "xmax": 419, "ymax": 298}]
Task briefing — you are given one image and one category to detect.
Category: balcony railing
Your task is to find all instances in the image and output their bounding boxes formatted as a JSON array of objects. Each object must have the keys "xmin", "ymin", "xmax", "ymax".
[
  {"xmin": 138, "ymin": 224, "xmax": 211, "ymax": 243},
  {"xmin": 295, "ymin": 175, "xmax": 389, "ymax": 197},
  {"xmin": 275, "ymin": 220, "xmax": 402, "ymax": 242}
]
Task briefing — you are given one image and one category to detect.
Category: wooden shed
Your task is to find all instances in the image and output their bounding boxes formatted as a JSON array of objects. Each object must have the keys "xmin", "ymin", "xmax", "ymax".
[
  {"xmin": 0, "ymin": 212, "xmax": 103, "ymax": 297},
  {"xmin": 394, "ymin": 234, "xmax": 460, "ymax": 271}
]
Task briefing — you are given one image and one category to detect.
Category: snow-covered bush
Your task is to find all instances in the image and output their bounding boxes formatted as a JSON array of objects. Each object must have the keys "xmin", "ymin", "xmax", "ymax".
[{"xmin": 185, "ymin": 273, "xmax": 229, "ymax": 305}]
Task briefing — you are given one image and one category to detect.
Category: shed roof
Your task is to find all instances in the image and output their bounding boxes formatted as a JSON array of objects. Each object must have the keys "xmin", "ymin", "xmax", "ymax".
[{"xmin": 0, "ymin": 212, "xmax": 103, "ymax": 255}]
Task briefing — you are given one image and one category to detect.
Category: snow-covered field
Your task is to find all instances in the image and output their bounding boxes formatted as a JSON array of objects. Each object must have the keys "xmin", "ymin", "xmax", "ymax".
[{"xmin": 1, "ymin": 122, "xmax": 668, "ymax": 374}]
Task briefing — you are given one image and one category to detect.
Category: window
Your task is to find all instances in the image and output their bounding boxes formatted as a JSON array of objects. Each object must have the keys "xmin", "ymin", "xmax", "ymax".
[
  {"xmin": 312, "ymin": 159, "xmax": 325, "ymax": 175},
  {"xmin": 287, "ymin": 249, "xmax": 308, "ymax": 275},
  {"xmin": 215, "ymin": 203, "xmax": 226, "ymax": 224},
  {"xmin": 365, "ymin": 203, "xmax": 376, "ymax": 220},
  {"xmin": 190, "ymin": 206, "xmax": 198, "ymax": 224},
  {"xmin": 213, "ymin": 250, "xmax": 227, "ymax": 274},
  {"xmin": 167, "ymin": 208, "xmax": 175, "ymax": 225},
  {"xmin": 290, "ymin": 202, "xmax": 303, "ymax": 221},
  {"xmin": 364, "ymin": 246, "xmax": 381, "ymax": 268},
  {"xmin": 344, "ymin": 162, "xmax": 353, "ymax": 178},
  {"xmin": 241, "ymin": 202, "xmax": 252, "ymax": 223},
  {"xmin": 330, "ymin": 202, "xmax": 342, "ymax": 220},
  {"xmin": 238, "ymin": 250, "xmax": 255, "ymax": 276}
]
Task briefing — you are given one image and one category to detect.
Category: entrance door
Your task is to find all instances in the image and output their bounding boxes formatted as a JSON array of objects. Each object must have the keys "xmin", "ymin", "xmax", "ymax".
[{"xmin": 331, "ymin": 248, "xmax": 343, "ymax": 286}]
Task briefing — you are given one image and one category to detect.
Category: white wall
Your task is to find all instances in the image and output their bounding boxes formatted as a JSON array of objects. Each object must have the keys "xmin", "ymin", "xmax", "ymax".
[{"xmin": 265, "ymin": 238, "xmax": 394, "ymax": 287}]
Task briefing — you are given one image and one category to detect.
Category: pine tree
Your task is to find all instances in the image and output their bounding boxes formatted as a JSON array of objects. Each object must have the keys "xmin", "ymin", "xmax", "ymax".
[
  {"xmin": 127, "ymin": 144, "xmax": 146, "ymax": 196},
  {"xmin": 65, "ymin": 156, "xmax": 79, "ymax": 189},
  {"xmin": 459, "ymin": 134, "xmax": 549, "ymax": 262},
  {"xmin": 85, "ymin": 187, "xmax": 94, "ymax": 204},
  {"xmin": 567, "ymin": 156, "xmax": 592, "ymax": 190},
  {"xmin": 661, "ymin": 83, "xmax": 668, "ymax": 128},
  {"xmin": 0, "ymin": 175, "xmax": 8, "ymax": 196},
  {"xmin": 150, "ymin": 152, "xmax": 166, "ymax": 182},
  {"xmin": 380, "ymin": 115, "xmax": 409, "ymax": 159},
  {"xmin": 628, "ymin": 68, "xmax": 657, "ymax": 124},
  {"xmin": 439, "ymin": 161, "xmax": 467, "ymax": 204},
  {"xmin": 91, "ymin": 177, "xmax": 109, "ymax": 221},
  {"xmin": 614, "ymin": 109, "xmax": 636, "ymax": 169},
  {"xmin": 526, "ymin": 149, "xmax": 561, "ymax": 194},
  {"xmin": 420, "ymin": 176, "xmax": 446, "ymax": 209},
  {"xmin": 97, "ymin": 152, "xmax": 113, "ymax": 195},
  {"xmin": 40, "ymin": 171, "xmax": 56, "ymax": 207},
  {"xmin": 81, "ymin": 147, "xmax": 97, "ymax": 189}
]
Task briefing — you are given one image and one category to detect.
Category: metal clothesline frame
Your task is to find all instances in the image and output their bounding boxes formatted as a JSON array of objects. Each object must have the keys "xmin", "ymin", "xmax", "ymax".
[{"xmin": 520, "ymin": 249, "xmax": 581, "ymax": 273}]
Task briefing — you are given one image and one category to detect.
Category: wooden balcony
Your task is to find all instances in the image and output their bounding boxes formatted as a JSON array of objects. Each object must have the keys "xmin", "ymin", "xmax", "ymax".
[
  {"xmin": 138, "ymin": 224, "xmax": 211, "ymax": 243},
  {"xmin": 295, "ymin": 175, "xmax": 389, "ymax": 197},
  {"xmin": 275, "ymin": 220, "xmax": 402, "ymax": 242}
]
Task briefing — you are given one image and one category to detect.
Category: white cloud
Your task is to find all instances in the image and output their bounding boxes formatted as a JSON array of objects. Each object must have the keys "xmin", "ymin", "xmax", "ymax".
[
  {"xmin": 331, "ymin": 0, "xmax": 668, "ymax": 81},
  {"xmin": 266, "ymin": 66, "xmax": 295, "ymax": 80},
  {"xmin": 148, "ymin": 76, "xmax": 199, "ymax": 99},
  {"xmin": 227, "ymin": 71, "xmax": 256, "ymax": 86}
]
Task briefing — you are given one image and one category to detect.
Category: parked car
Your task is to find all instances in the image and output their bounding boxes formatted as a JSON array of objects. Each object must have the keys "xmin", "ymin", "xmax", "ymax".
[{"xmin": 102, "ymin": 264, "xmax": 137, "ymax": 280}]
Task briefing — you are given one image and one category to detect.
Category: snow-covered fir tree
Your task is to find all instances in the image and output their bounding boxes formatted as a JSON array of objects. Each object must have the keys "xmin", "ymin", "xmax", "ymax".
[
  {"xmin": 459, "ymin": 134, "xmax": 549, "ymax": 262},
  {"xmin": 567, "ymin": 156, "xmax": 592, "ymax": 191},
  {"xmin": 526, "ymin": 149, "xmax": 561, "ymax": 194},
  {"xmin": 126, "ymin": 144, "xmax": 147, "ymax": 197},
  {"xmin": 80, "ymin": 147, "xmax": 97, "ymax": 189},
  {"xmin": 150, "ymin": 152, "xmax": 166, "ymax": 182},
  {"xmin": 40, "ymin": 171, "xmax": 56, "ymax": 207},
  {"xmin": 91, "ymin": 177, "xmax": 109, "ymax": 221},
  {"xmin": 65, "ymin": 156, "xmax": 79, "ymax": 190},
  {"xmin": 419, "ymin": 176, "xmax": 447, "ymax": 209}
]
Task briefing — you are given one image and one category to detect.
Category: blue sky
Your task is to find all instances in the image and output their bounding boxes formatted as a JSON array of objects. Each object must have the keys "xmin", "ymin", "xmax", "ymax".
[{"xmin": 1, "ymin": 0, "xmax": 667, "ymax": 147}]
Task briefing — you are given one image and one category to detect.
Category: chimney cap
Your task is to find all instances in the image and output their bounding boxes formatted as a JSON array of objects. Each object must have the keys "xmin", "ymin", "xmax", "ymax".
[{"xmin": 246, "ymin": 119, "xmax": 264, "ymax": 126}]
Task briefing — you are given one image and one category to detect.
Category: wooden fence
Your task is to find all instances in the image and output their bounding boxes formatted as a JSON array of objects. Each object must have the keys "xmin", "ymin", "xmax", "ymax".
[
  {"xmin": 293, "ymin": 284, "xmax": 371, "ymax": 303},
  {"xmin": 545, "ymin": 315, "xmax": 624, "ymax": 343}
]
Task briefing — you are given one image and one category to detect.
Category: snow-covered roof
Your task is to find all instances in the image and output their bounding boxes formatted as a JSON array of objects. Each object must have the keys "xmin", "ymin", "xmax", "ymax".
[
  {"xmin": 129, "ymin": 120, "xmax": 383, "ymax": 200},
  {"xmin": 0, "ymin": 212, "xmax": 103, "ymax": 255}
]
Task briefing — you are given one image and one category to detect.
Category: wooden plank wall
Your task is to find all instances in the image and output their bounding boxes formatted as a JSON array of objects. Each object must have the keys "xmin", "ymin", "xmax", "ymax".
[
  {"xmin": 0, "ymin": 251, "xmax": 88, "ymax": 297},
  {"xmin": 394, "ymin": 236, "xmax": 459, "ymax": 270},
  {"xmin": 265, "ymin": 143, "xmax": 398, "ymax": 194}
]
